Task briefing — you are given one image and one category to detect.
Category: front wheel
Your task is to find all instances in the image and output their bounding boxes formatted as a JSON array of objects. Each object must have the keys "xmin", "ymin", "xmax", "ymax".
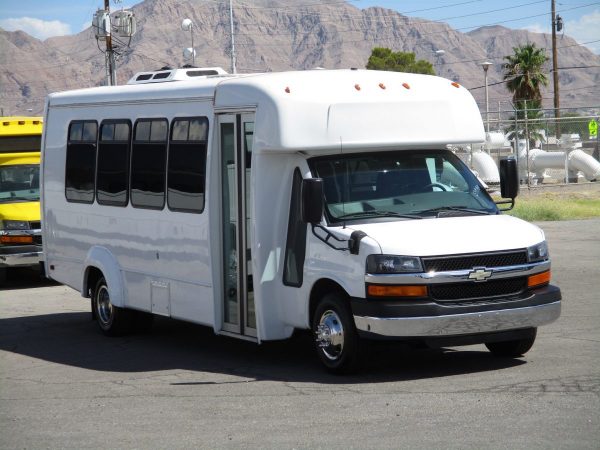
[
  {"xmin": 485, "ymin": 328, "xmax": 537, "ymax": 357},
  {"xmin": 92, "ymin": 276, "xmax": 132, "ymax": 336},
  {"xmin": 312, "ymin": 293, "xmax": 361, "ymax": 374}
]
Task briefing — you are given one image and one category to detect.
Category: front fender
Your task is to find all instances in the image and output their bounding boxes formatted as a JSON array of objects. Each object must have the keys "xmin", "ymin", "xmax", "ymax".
[{"xmin": 83, "ymin": 246, "xmax": 125, "ymax": 308}]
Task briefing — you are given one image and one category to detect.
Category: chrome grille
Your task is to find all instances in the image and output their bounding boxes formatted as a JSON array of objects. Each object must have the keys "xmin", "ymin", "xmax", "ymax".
[{"xmin": 422, "ymin": 250, "xmax": 528, "ymax": 272}]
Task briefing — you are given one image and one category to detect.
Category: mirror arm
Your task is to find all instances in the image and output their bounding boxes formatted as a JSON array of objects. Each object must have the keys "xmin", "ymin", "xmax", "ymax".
[
  {"xmin": 311, "ymin": 224, "xmax": 349, "ymax": 251},
  {"xmin": 495, "ymin": 198, "xmax": 515, "ymax": 211}
]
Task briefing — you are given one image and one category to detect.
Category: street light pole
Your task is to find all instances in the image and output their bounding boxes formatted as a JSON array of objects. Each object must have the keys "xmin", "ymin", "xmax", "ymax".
[
  {"xmin": 481, "ymin": 61, "xmax": 493, "ymax": 133},
  {"xmin": 181, "ymin": 18, "xmax": 196, "ymax": 66},
  {"xmin": 229, "ymin": 0, "xmax": 237, "ymax": 74}
]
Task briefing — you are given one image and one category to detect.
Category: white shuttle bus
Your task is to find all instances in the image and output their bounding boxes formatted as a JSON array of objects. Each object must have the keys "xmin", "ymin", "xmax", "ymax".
[{"xmin": 42, "ymin": 68, "xmax": 561, "ymax": 372}]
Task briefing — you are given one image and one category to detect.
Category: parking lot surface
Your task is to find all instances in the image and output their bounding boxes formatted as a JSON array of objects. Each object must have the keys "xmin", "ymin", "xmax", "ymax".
[{"xmin": 1, "ymin": 219, "xmax": 599, "ymax": 449}]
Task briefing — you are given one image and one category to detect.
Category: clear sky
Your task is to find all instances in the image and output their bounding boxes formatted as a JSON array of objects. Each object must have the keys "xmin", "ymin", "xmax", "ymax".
[{"xmin": 0, "ymin": 0, "xmax": 599, "ymax": 53}]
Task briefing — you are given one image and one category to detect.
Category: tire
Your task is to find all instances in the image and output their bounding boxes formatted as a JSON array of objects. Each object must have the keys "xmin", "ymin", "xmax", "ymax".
[
  {"xmin": 312, "ymin": 293, "xmax": 362, "ymax": 374},
  {"xmin": 485, "ymin": 328, "xmax": 537, "ymax": 357},
  {"xmin": 0, "ymin": 268, "xmax": 6, "ymax": 285},
  {"xmin": 92, "ymin": 276, "xmax": 132, "ymax": 336}
]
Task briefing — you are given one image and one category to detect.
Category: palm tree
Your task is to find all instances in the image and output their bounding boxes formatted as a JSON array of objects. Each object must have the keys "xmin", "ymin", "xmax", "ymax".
[
  {"xmin": 503, "ymin": 43, "xmax": 549, "ymax": 104},
  {"xmin": 503, "ymin": 44, "xmax": 549, "ymax": 149}
]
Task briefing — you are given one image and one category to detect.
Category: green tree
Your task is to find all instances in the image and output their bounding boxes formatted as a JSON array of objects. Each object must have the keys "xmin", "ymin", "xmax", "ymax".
[
  {"xmin": 503, "ymin": 44, "xmax": 549, "ymax": 148},
  {"xmin": 503, "ymin": 43, "xmax": 548, "ymax": 104},
  {"xmin": 366, "ymin": 47, "xmax": 435, "ymax": 75}
]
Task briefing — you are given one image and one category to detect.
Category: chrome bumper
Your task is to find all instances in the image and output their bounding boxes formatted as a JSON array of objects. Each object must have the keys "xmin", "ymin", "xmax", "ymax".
[
  {"xmin": 0, "ymin": 246, "xmax": 42, "ymax": 268},
  {"xmin": 353, "ymin": 301, "xmax": 561, "ymax": 337}
]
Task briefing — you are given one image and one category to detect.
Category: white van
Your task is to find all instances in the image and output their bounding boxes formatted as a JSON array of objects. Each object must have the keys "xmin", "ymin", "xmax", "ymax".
[{"xmin": 42, "ymin": 68, "xmax": 561, "ymax": 373}]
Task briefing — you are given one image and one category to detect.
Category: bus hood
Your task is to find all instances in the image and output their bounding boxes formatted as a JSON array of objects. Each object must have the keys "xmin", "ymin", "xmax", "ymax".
[
  {"xmin": 345, "ymin": 214, "xmax": 545, "ymax": 257},
  {"xmin": 0, "ymin": 201, "xmax": 41, "ymax": 223}
]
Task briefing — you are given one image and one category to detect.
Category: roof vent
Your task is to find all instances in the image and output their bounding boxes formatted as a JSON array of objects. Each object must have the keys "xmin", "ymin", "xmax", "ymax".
[{"xmin": 127, "ymin": 67, "xmax": 229, "ymax": 84}]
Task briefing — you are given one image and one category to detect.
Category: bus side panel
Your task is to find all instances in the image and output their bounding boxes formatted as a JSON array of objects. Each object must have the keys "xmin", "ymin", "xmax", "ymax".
[
  {"xmin": 43, "ymin": 106, "xmax": 85, "ymax": 292},
  {"xmin": 43, "ymin": 101, "xmax": 215, "ymax": 327}
]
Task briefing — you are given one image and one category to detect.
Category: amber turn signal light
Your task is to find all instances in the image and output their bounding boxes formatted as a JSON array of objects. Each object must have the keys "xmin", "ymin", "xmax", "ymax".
[
  {"xmin": 0, "ymin": 235, "xmax": 34, "ymax": 244},
  {"xmin": 528, "ymin": 270, "xmax": 551, "ymax": 288},
  {"xmin": 367, "ymin": 284, "xmax": 427, "ymax": 297}
]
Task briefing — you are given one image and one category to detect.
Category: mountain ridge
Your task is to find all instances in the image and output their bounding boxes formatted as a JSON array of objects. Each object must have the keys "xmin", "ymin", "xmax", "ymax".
[{"xmin": 1, "ymin": 0, "xmax": 598, "ymax": 115}]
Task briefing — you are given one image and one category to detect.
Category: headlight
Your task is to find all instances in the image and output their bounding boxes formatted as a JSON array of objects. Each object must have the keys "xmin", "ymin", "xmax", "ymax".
[
  {"xmin": 527, "ymin": 241, "xmax": 549, "ymax": 262},
  {"xmin": 1, "ymin": 220, "xmax": 30, "ymax": 231},
  {"xmin": 366, "ymin": 254, "xmax": 423, "ymax": 274}
]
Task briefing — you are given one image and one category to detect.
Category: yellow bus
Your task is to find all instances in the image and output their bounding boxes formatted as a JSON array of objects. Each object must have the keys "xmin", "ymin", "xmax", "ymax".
[{"xmin": 0, "ymin": 116, "xmax": 43, "ymax": 283}]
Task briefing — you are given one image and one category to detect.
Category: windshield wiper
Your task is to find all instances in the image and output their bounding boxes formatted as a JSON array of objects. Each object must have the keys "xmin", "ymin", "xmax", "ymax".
[
  {"xmin": 337, "ymin": 210, "xmax": 423, "ymax": 220},
  {"xmin": 413, "ymin": 206, "xmax": 491, "ymax": 216}
]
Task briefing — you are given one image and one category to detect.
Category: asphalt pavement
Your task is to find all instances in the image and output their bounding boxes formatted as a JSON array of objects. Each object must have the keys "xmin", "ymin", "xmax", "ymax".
[{"xmin": 1, "ymin": 219, "xmax": 599, "ymax": 449}]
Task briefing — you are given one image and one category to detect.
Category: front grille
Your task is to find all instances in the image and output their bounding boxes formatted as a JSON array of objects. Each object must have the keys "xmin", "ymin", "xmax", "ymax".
[
  {"xmin": 29, "ymin": 221, "xmax": 41, "ymax": 230},
  {"xmin": 422, "ymin": 250, "xmax": 528, "ymax": 272},
  {"xmin": 430, "ymin": 277, "xmax": 527, "ymax": 301},
  {"xmin": 33, "ymin": 235, "xmax": 42, "ymax": 245}
]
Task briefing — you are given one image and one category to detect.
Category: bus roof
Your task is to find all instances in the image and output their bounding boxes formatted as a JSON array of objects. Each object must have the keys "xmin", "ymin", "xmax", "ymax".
[
  {"xmin": 0, "ymin": 117, "xmax": 43, "ymax": 137},
  {"xmin": 46, "ymin": 69, "xmax": 485, "ymax": 152}
]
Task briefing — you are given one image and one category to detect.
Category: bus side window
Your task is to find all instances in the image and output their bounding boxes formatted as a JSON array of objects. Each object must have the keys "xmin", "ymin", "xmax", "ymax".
[
  {"xmin": 65, "ymin": 120, "xmax": 97, "ymax": 203},
  {"xmin": 131, "ymin": 118, "xmax": 168, "ymax": 210},
  {"xmin": 167, "ymin": 117, "xmax": 209, "ymax": 213},
  {"xmin": 283, "ymin": 168, "xmax": 307, "ymax": 287},
  {"xmin": 97, "ymin": 120, "xmax": 131, "ymax": 207}
]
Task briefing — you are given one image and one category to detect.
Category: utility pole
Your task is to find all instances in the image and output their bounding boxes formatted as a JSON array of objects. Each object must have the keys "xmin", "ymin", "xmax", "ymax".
[
  {"xmin": 229, "ymin": 0, "xmax": 237, "ymax": 74},
  {"xmin": 551, "ymin": 0, "xmax": 560, "ymax": 136},
  {"xmin": 104, "ymin": 0, "xmax": 117, "ymax": 86}
]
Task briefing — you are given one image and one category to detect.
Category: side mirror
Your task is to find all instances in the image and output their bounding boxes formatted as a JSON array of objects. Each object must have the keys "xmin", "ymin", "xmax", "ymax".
[
  {"xmin": 301, "ymin": 178, "xmax": 324, "ymax": 224},
  {"xmin": 499, "ymin": 157, "xmax": 519, "ymax": 199}
]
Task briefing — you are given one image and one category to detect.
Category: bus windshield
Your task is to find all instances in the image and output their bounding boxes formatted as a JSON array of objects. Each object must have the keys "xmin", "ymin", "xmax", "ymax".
[
  {"xmin": 309, "ymin": 150, "xmax": 498, "ymax": 224},
  {"xmin": 0, "ymin": 164, "xmax": 40, "ymax": 203}
]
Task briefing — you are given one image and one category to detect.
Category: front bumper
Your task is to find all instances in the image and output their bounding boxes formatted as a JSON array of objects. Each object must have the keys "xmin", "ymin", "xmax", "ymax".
[
  {"xmin": 352, "ymin": 284, "xmax": 561, "ymax": 338},
  {"xmin": 0, "ymin": 228, "xmax": 42, "ymax": 268},
  {"xmin": 0, "ymin": 245, "xmax": 42, "ymax": 268}
]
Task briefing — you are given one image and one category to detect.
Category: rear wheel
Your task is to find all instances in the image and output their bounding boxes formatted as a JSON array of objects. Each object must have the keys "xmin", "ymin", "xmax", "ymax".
[
  {"xmin": 485, "ymin": 328, "xmax": 537, "ymax": 357},
  {"xmin": 92, "ymin": 276, "xmax": 132, "ymax": 336},
  {"xmin": 312, "ymin": 293, "xmax": 361, "ymax": 374}
]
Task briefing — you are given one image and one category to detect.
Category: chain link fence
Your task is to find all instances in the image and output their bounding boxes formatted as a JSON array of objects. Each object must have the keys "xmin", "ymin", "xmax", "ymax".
[{"xmin": 475, "ymin": 103, "xmax": 600, "ymax": 187}]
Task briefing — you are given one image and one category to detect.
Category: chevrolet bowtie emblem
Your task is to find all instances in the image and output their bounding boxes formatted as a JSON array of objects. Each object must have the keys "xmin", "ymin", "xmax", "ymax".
[{"xmin": 468, "ymin": 268, "xmax": 493, "ymax": 282}]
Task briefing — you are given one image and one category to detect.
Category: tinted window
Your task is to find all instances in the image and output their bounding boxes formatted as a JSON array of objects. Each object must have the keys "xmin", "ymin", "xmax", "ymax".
[
  {"xmin": 66, "ymin": 120, "xmax": 97, "ymax": 203},
  {"xmin": 97, "ymin": 120, "xmax": 131, "ymax": 206},
  {"xmin": 283, "ymin": 169, "xmax": 307, "ymax": 287},
  {"xmin": 131, "ymin": 119, "xmax": 168, "ymax": 209},
  {"xmin": 167, "ymin": 117, "xmax": 209, "ymax": 212}
]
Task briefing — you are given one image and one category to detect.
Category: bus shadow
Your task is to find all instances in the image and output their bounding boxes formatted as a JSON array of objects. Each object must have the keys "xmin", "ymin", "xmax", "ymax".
[
  {"xmin": 1, "ymin": 267, "xmax": 60, "ymax": 291},
  {"xmin": 0, "ymin": 312, "xmax": 524, "ymax": 384}
]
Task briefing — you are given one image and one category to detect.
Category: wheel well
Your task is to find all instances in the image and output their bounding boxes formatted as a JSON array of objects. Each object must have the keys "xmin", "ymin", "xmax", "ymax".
[
  {"xmin": 309, "ymin": 279, "xmax": 348, "ymax": 323},
  {"xmin": 85, "ymin": 267, "xmax": 103, "ymax": 298}
]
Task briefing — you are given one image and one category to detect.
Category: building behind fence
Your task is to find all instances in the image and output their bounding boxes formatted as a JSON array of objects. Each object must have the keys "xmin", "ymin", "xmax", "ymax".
[{"xmin": 474, "ymin": 104, "xmax": 600, "ymax": 186}]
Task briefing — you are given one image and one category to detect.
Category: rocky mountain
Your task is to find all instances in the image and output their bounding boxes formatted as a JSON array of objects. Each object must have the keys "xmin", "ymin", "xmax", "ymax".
[{"xmin": 1, "ymin": 0, "xmax": 598, "ymax": 115}]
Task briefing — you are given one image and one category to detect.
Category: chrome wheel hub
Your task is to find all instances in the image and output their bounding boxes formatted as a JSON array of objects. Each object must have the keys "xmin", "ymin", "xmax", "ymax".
[
  {"xmin": 315, "ymin": 309, "xmax": 344, "ymax": 360},
  {"xmin": 96, "ymin": 286, "xmax": 113, "ymax": 326}
]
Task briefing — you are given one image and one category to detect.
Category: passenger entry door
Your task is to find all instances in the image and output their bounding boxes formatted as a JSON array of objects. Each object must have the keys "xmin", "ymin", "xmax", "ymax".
[{"xmin": 218, "ymin": 113, "xmax": 256, "ymax": 337}]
